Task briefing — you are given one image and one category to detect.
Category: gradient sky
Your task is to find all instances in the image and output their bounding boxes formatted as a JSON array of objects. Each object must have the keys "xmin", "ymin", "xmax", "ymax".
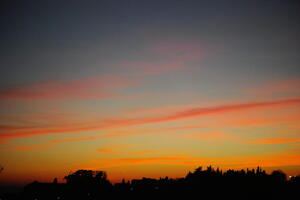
[{"xmin": 1, "ymin": 0, "xmax": 300, "ymax": 185}]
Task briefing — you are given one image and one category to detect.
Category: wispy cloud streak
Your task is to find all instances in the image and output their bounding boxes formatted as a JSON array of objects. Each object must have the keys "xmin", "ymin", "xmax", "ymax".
[
  {"xmin": 242, "ymin": 137, "xmax": 300, "ymax": 145},
  {"xmin": 1, "ymin": 97, "xmax": 300, "ymax": 140},
  {"xmin": 247, "ymin": 78, "xmax": 300, "ymax": 95},
  {"xmin": 0, "ymin": 74, "xmax": 134, "ymax": 100}
]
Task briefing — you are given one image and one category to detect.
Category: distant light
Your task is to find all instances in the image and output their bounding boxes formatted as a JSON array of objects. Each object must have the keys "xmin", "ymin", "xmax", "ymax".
[{"xmin": 57, "ymin": 196, "xmax": 61, "ymax": 200}]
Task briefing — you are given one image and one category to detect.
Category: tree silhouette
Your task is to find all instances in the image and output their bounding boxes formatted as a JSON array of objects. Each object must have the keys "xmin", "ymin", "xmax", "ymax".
[
  {"xmin": 271, "ymin": 170, "xmax": 287, "ymax": 182},
  {"xmin": 4, "ymin": 166, "xmax": 299, "ymax": 200},
  {"xmin": 64, "ymin": 169, "xmax": 109, "ymax": 185},
  {"xmin": 53, "ymin": 177, "xmax": 58, "ymax": 184}
]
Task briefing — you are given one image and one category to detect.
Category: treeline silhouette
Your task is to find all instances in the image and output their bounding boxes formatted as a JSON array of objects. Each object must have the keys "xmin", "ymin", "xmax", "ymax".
[{"xmin": 2, "ymin": 166, "xmax": 300, "ymax": 200}]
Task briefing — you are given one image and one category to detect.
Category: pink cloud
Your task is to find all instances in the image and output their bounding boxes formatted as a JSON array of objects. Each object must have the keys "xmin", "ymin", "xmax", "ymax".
[
  {"xmin": 133, "ymin": 97, "xmax": 300, "ymax": 125},
  {"xmin": 151, "ymin": 41, "xmax": 205, "ymax": 61},
  {"xmin": 1, "ymin": 97, "xmax": 300, "ymax": 141},
  {"xmin": 0, "ymin": 74, "xmax": 135, "ymax": 100},
  {"xmin": 118, "ymin": 61, "xmax": 187, "ymax": 76},
  {"xmin": 247, "ymin": 78, "xmax": 300, "ymax": 95},
  {"xmin": 117, "ymin": 41, "xmax": 206, "ymax": 76}
]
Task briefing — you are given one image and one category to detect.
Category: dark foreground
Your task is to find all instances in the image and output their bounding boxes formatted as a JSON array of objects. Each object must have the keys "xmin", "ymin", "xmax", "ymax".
[{"xmin": 1, "ymin": 166, "xmax": 300, "ymax": 200}]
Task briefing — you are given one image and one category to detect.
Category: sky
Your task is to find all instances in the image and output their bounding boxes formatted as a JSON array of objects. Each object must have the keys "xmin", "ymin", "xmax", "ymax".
[{"xmin": 0, "ymin": 0, "xmax": 300, "ymax": 185}]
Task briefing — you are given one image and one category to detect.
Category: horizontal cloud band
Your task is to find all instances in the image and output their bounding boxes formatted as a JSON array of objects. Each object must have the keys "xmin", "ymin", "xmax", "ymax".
[{"xmin": 1, "ymin": 97, "xmax": 300, "ymax": 141}]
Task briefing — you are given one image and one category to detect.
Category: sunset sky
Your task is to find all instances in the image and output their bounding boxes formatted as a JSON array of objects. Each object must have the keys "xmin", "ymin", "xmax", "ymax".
[{"xmin": 1, "ymin": 0, "xmax": 300, "ymax": 185}]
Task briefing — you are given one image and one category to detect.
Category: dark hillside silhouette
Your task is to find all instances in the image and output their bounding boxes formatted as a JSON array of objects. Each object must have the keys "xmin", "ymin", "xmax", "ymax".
[{"xmin": 2, "ymin": 166, "xmax": 300, "ymax": 200}]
